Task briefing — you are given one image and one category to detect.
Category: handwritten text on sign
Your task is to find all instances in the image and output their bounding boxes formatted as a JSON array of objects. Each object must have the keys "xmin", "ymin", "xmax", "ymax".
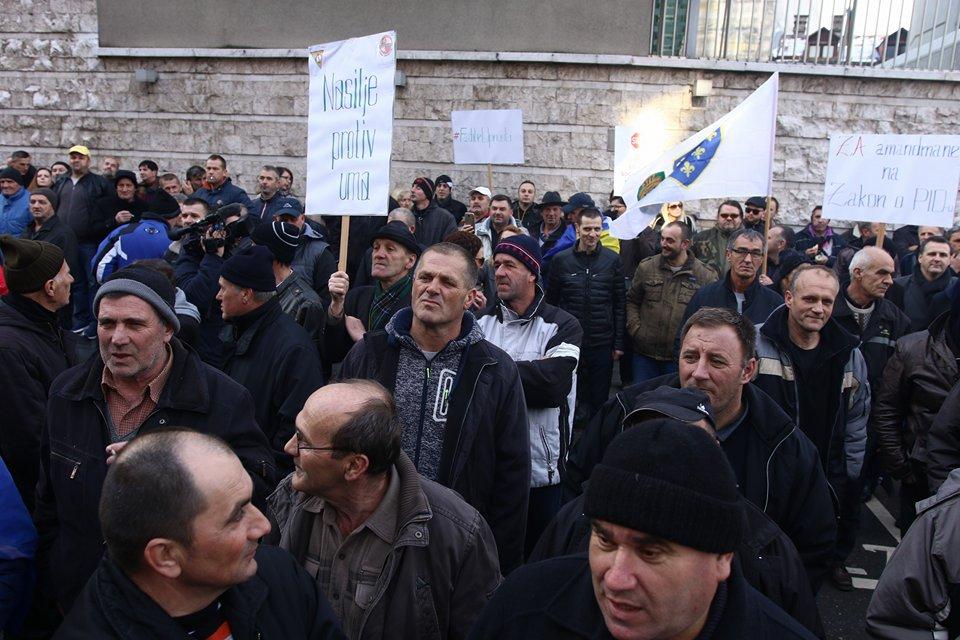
[
  {"xmin": 823, "ymin": 134, "xmax": 960, "ymax": 227},
  {"xmin": 451, "ymin": 109, "xmax": 525, "ymax": 165},
  {"xmin": 306, "ymin": 31, "xmax": 396, "ymax": 216}
]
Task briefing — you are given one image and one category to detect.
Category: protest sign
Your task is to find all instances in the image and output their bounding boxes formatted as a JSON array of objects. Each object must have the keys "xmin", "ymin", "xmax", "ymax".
[
  {"xmin": 614, "ymin": 126, "xmax": 649, "ymax": 196},
  {"xmin": 306, "ymin": 31, "xmax": 396, "ymax": 217},
  {"xmin": 823, "ymin": 134, "xmax": 960, "ymax": 227},
  {"xmin": 452, "ymin": 109, "xmax": 525, "ymax": 165}
]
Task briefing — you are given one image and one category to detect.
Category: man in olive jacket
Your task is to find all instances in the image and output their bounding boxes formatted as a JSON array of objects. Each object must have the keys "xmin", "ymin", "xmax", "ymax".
[{"xmin": 269, "ymin": 381, "xmax": 501, "ymax": 640}]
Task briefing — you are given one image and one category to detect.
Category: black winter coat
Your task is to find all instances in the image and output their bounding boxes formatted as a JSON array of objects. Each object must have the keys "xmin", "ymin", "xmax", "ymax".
[
  {"xmin": 322, "ymin": 284, "xmax": 412, "ymax": 364},
  {"xmin": 677, "ymin": 271, "xmax": 782, "ymax": 351},
  {"xmin": 439, "ymin": 196, "xmax": 468, "ymax": 223},
  {"xmin": 411, "ymin": 201, "xmax": 457, "ymax": 246},
  {"xmin": 340, "ymin": 323, "xmax": 530, "ymax": 574},
  {"xmin": 564, "ymin": 375, "xmax": 836, "ymax": 591},
  {"xmin": 894, "ymin": 269, "xmax": 956, "ymax": 333},
  {"xmin": 54, "ymin": 546, "xmax": 344, "ymax": 639},
  {"xmin": 0, "ymin": 296, "xmax": 76, "ymax": 510},
  {"xmin": 53, "ymin": 172, "xmax": 112, "ymax": 243},
  {"xmin": 468, "ymin": 555, "xmax": 817, "ymax": 640},
  {"xmin": 221, "ymin": 298, "xmax": 325, "ymax": 475},
  {"xmin": 35, "ymin": 338, "xmax": 276, "ymax": 612},
  {"xmin": 90, "ymin": 194, "xmax": 147, "ymax": 243},
  {"xmin": 530, "ymin": 491, "xmax": 824, "ymax": 638},
  {"xmin": 926, "ymin": 374, "xmax": 960, "ymax": 492},
  {"xmin": 545, "ymin": 245, "xmax": 626, "ymax": 349},
  {"xmin": 174, "ymin": 251, "xmax": 227, "ymax": 368},
  {"xmin": 832, "ymin": 289, "xmax": 910, "ymax": 390},
  {"xmin": 20, "ymin": 215, "xmax": 81, "ymax": 283}
]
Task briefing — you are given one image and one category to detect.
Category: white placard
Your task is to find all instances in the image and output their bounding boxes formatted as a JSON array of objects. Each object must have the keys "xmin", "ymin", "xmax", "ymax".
[
  {"xmin": 451, "ymin": 109, "xmax": 524, "ymax": 165},
  {"xmin": 823, "ymin": 134, "xmax": 960, "ymax": 227},
  {"xmin": 614, "ymin": 126, "xmax": 649, "ymax": 196},
  {"xmin": 306, "ymin": 31, "xmax": 396, "ymax": 216}
]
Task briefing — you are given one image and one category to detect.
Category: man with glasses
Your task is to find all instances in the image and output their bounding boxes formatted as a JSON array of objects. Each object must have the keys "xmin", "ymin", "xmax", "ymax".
[
  {"xmin": 270, "ymin": 380, "xmax": 502, "ymax": 640},
  {"xmin": 743, "ymin": 196, "xmax": 769, "ymax": 232},
  {"xmin": 691, "ymin": 200, "xmax": 744, "ymax": 276},
  {"xmin": 679, "ymin": 228, "xmax": 783, "ymax": 333}
]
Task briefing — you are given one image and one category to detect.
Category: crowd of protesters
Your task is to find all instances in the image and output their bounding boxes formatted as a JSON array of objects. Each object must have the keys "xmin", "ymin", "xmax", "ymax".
[{"xmin": 1, "ymin": 145, "xmax": 960, "ymax": 639}]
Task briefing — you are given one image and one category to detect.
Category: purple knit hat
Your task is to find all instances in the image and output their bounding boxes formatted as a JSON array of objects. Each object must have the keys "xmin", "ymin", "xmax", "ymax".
[{"xmin": 494, "ymin": 234, "xmax": 542, "ymax": 277}]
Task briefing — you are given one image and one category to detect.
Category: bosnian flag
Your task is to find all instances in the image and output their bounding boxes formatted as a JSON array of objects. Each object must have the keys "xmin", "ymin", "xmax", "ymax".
[{"xmin": 610, "ymin": 72, "xmax": 779, "ymax": 240}]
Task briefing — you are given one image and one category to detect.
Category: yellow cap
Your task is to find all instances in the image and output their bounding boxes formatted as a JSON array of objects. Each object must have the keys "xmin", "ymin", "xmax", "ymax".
[{"xmin": 68, "ymin": 145, "xmax": 90, "ymax": 156}]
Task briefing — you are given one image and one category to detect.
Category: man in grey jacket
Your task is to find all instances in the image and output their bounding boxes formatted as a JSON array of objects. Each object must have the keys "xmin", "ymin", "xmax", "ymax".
[
  {"xmin": 270, "ymin": 380, "xmax": 501, "ymax": 640},
  {"xmin": 866, "ymin": 468, "xmax": 960, "ymax": 639}
]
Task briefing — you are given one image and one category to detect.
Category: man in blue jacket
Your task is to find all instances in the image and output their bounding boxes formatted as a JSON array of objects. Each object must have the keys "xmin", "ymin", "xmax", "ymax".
[
  {"xmin": 92, "ymin": 190, "xmax": 182, "ymax": 284},
  {"xmin": 0, "ymin": 168, "xmax": 30, "ymax": 236},
  {"xmin": 192, "ymin": 154, "xmax": 254, "ymax": 210}
]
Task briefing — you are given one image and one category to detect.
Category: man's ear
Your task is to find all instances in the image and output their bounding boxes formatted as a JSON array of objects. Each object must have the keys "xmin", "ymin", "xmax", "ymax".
[
  {"xmin": 741, "ymin": 357, "xmax": 758, "ymax": 383},
  {"xmin": 142, "ymin": 538, "xmax": 185, "ymax": 579}
]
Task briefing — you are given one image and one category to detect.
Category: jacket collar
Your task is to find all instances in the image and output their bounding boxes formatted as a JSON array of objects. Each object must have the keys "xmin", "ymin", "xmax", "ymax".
[
  {"xmin": 722, "ymin": 270, "xmax": 763, "ymax": 302},
  {"xmin": 759, "ymin": 304, "xmax": 858, "ymax": 361},
  {"xmin": 542, "ymin": 557, "xmax": 612, "ymax": 638},
  {"xmin": 28, "ymin": 213, "xmax": 63, "ymax": 234},
  {"xmin": 494, "ymin": 286, "xmax": 545, "ymax": 323},
  {"xmin": 223, "ymin": 297, "xmax": 281, "ymax": 355},
  {"xmin": 656, "ymin": 252, "xmax": 697, "ymax": 273},
  {"xmin": 62, "ymin": 337, "xmax": 210, "ymax": 413}
]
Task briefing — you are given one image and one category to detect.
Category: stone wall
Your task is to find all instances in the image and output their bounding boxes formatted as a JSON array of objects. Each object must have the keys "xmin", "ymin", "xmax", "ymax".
[{"xmin": 2, "ymin": 0, "xmax": 959, "ymax": 227}]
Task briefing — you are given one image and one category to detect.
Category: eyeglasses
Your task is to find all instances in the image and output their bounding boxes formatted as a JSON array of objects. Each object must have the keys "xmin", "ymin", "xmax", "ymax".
[
  {"xmin": 729, "ymin": 248, "xmax": 764, "ymax": 258},
  {"xmin": 718, "ymin": 213, "xmax": 741, "ymax": 220},
  {"xmin": 745, "ymin": 207, "xmax": 763, "ymax": 214},
  {"xmin": 668, "ymin": 203, "xmax": 682, "ymax": 209},
  {"xmin": 294, "ymin": 433, "xmax": 348, "ymax": 454}
]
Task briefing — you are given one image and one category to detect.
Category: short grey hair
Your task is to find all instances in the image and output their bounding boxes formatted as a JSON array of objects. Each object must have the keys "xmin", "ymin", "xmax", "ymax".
[
  {"xmin": 726, "ymin": 228, "xmax": 764, "ymax": 250},
  {"xmin": 388, "ymin": 207, "xmax": 416, "ymax": 229},
  {"xmin": 252, "ymin": 290, "xmax": 276, "ymax": 304},
  {"xmin": 848, "ymin": 246, "xmax": 888, "ymax": 277}
]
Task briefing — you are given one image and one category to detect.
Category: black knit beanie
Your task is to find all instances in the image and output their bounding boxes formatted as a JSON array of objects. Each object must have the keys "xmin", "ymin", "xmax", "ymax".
[
  {"xmin": 251, "ymin": 220, "xmax": 300, "ymax": 265},
  {"xmin": 0, "ymin": 235, "xmax": 64, "ymax": 293},
  {"xmin": 584, "ymin": 418, "xmax": 745, "ymax": 553},
  {"xmin": 0, "ymin": 167, "xmax": 24, "ymax": 186},
  {"xmin": 221, "ymin": 245, "xmax": 276, "ymax": 292}
]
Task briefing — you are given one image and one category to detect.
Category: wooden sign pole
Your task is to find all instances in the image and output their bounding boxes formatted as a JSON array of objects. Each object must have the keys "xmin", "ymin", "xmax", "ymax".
[
  {"xmin": 760, "ymin": 195, "xmax": 774, "ymax": 277},
  {"xmin": 338, "ymin": 215, "xmax": 351, "ymax": 273},
  {"xmin": 486, "ymin": 163, "xmax": 494, "ymax": 194},
  {"xmin": 875, "ymin": 222, "xmax": 886, "ymax": 248}
]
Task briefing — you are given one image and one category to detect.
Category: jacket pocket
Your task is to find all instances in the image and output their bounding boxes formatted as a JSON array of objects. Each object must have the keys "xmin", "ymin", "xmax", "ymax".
[
  {"xmin": 414, "ymin": 578, "xmax": 442, "ymax": 640},
  {"xmin": 642, "ymin": 279, "xmax": 664, "ymax": 302},
  {"xmin": 49, "ymin": 448, "xmax": 85, "ymax": 508},
  {"xmin": 678, "ymin": 280, "xmax": 698, "ymax": 304}
]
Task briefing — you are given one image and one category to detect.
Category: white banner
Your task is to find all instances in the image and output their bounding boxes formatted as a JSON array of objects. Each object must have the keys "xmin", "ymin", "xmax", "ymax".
[
  {"xmin": 306, "ymin": 31, "xmax": 396, "ymax": 216},
  {"xmin": 613, "ymin": 126, "xmax": 649, "ymax": 196},
  {"xmin": 451, "ymin": 109, "xmax": 525, "ymax": 165},
  {"xmin": 823, "ymin": 134, "xmax": 960, "ymax": 227},
  {"xmin": 610, "ymin": 73, "xmax": 779, "ymax": 240}
]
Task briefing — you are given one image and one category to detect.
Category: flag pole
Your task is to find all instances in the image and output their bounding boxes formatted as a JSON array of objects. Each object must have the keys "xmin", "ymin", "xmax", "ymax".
[
  {"xmin": 761, "ymin": 198, "xmax": 773, "ymax": 277},
  {"xmin": 338, "ymin": 216, "xmax": 350, "ymax": 272},
  {"xmin": 760, "ymin": 73, "xmax": 780, "ymax": 279}
]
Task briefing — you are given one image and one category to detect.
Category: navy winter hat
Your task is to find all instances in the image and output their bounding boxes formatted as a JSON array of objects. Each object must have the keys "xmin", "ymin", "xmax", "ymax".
[
  {"xmin": 251, "ymin": 220, "xmax": 300, "ymax": 265},
  {"xmin": 494, "ymin": 234, "xmax": 542, "ymax": 277},
  {"xmin": 96, "ymin": 265, "xmax": 180, "ymax": 332},
  {"xmin": 435, "ymin": 174, "xmax": 453, "ymax": 187},
  {"xmin": 562, "ymin": 192, "xmax": 595, "ymax": 215},
  {"xmin": 0, "ymin": 167, "xmax": 24, "ymax": 186},
  {"xmin": 585, "ymin": 418, "xmax": 745, "ymax": 553},
  {"xmin": 273, "ymin": 197, "xmax": 303, "ymax": 219},
  {"xmin": 220, "ymin": 245, "xmax": 276, "ymax": 292}
]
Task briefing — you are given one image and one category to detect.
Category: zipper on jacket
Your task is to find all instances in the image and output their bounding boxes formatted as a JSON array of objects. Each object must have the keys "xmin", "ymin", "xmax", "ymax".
[
  {"xmin": 413, "ymin": 361, "xmax": 432, "ymax": 468},
  {"xmin": 449, "ymin": 361, "xmax": 493, "ymax": 481},
  {"xmin": 539, "ymin": 426, "xmax": 554, "ymax": 484},
  {"xmin": 51, "ymin": 451, "xmax": 81, "ymax": 479}
]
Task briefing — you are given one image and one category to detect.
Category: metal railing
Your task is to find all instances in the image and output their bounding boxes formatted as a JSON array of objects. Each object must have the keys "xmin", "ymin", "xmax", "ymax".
[{"xmin": 650, "ymin": 0, "xmax": 960, "ymax": 71}]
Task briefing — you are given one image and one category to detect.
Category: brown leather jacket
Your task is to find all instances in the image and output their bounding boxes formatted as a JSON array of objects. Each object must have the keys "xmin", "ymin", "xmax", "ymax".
[{"xmin": 626, "ymin": 253, "xmax": 718, "ymax": 360}]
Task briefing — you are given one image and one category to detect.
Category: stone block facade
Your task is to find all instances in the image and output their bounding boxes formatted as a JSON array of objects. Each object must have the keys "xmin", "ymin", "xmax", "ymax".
[{"xmin": 1, "ymin": 0, "xmax": 958, "ymax": 227}]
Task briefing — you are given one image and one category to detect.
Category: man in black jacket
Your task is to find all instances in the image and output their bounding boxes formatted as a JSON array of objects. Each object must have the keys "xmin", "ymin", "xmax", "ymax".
[
  {"xmin": 894, "ymin": 235, "xmax": 956, "ymax": 332},
  {"xmin": 546, "ymin": 207, "xmax": 626, "ymax": 429},
  {"xmin": 0, "ymin": 237, "xmax": 76, "ymax": 510},
  {"xmin": 434, "ymin": 174, "xmax": 467, "ymax": 223},
  {"xmin": 470, "ymin": 419, "xmax": 816, "ymax": 640},
  {"xmin": 565, "ymin": 307, "xmax": 835, "ymax": 591},
  {"xmin": 36, "ymin": 266, "xmax": 276, "ymax": 614},
  {"xmin": 340, "ymin": 242, "xmax": 530, "ymax": 573},
  {"xmin": 678, "ymin": 228, "xmax": 782, "ymax": 344},
  {"xmin": 410, "ymin": 177, "xmax": 457, "ymax": 246},
  {"xmin": 218, "ymin": 246, "xmax": 325, "ymax": 475},
  {"xmin": 56, "ymin": 429, "xmax": 343, "ymax": 640},
  {"xmin": 21, "ymin": 188, "xmax": 80, "ymax": 326},
  {"xmin": 532, "ymin": 386, "xmax": 824, "ymax": 638}
]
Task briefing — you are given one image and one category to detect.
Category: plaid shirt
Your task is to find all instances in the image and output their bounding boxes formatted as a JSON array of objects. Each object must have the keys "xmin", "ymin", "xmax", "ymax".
[{"xmin": 101, "ymin": 345, "xmax": 174, "ymax": 441}]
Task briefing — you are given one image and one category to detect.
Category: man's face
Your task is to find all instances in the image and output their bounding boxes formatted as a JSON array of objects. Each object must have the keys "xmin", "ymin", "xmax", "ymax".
[
  {"xmin": 216, "ymin": 279, "xmax": 248, "ymax": 320},
  {"xmin": 679, "ymin": 325, "xmax": 753, "ymax": 421},
  {"xmin": 765, "ymin": 228, "xmax": 784, "ymax": 255},
  {"xmin": 48, "ymin": 261, "xmax": 73, "ymax": 309},
  {"xmin": 284, "ymin": 389, "xmax": 353, "ymax": 496},
  {"xmin": 410, "ymin": 184, "xmax": 428, "ymax": 205},
  {"xmin": 518, "ymin": 182, "xmax": 535, "ymax": 205},
  {"xmin": 785, "ymin": 270, "xmax": 838, "ymax": 334},
  {"xmin": 469, "ymin": 192, "xmax": 490, "ymax": 215},
  {"xmin": 97, "ymin": 295, "xmax": 173, "ymax": 380},
  {"xmin": 188, "ymin": 173, "xmax": 205, "ymax": 191},
  {"xmin": 179, "ymin": 203, "xmax": 206, "ymax": 227},
  {"xmin": 257, "ymin": 171, "xmax": 278, "ymax": 198},
  {"xmin": 371, "ymin": 238, "xmax": 416, "ymax": 283},
  {"xmin": 609, "ymin": 200, "xmax": 627, "ymax": 217},
  {"xmin": 101, "ymin": 157, "xmax": 119, "ymax": 176},
  {"xmin": 853, "ymin": 253, "xmax": 895, "ymax": 300},
  {"xmin": 919, "ymin": 241, "xmax": 951, "ymax": 280},
  {"xmin": 177, "ymin": 451, "xmax": 271, "ymax": 591},
  {"xmin": 139, "ymin": 164, "xmax": 157, "ymax": 186},
  {"xmin": 859, "ymin": 224, "xmax": 875, "ymax": 241},
  {"xmin": 811, "ymin": 209, "xmax": 828, "ymax": 234},
  {"xmin": 279, "ymin": 171, "xmax": 292, "ymax": 192},
  {"xmin": 919, "ymin": 226, "xmax": 942, "ymax": 243},
  {"xmin": 69, "ymin": 152, "xmax": 90, "ymax": 174},
  {"xmin": 490, "ymin": 199, "xmax": 511, "ymax": 230},
  {"xmin": 412, "ymin": 251, "xmax": 472, "ymax": 329},
  {"xmin": 577, "ymin": 214, "xmax": 603, "ymax": 253},
  {"xmin": 494, "ymin": 253, "xmax": 535, "ymax": 304},
  {"xmin": 0, "ymin": 177, "xmax": 20, "ymax": 197},
  {"xmin": 205, "ymin": 159, "xmax": 226, "ymax": 186},
  {"xmin": 660, "ymin": 225, "xmax": 686, "ymax": 261},
  {"xmin": 435, "ymin": 182, "xmax": 451, "ymax": 200},
  {"xmin": 51, "ymin": 164, "xmax": 68, "ymax": 180},
  {"xmin": 716, "ymin": 204, "xmax": 742, "ymax": 232},
  {"xmin": 275, "ymin": 213, "xmax": 305, "ymax": 230},
  {"xmin": 11, "ymin": 156, "xmax": 30, "ymax": 175},
  {"xmin": 116, "ymin": 178, "xmax": 136, "ymax": 201},
  {"xmin": 29, "ymin": 194, "xmax": 55, "ymax": 222},
  {"xmin": 949, "ymin": 231, "xmax": 960, "ymax": 254},
  {"xmin": 725, "ymin": 236, "xmax": 763, "ymax": 281},
  {"xmin": 161, "ymin": 178, "xmax": 181, "ymax": 195},
  {"xmin": 744, "ymin": 203, "xmax": 764, "ymax": 226},
  {"xmin": 589, "ymin": 520, "xmax": 731, "ymax": 640},
  {"xmin": 541, "ymin": 205, "xmax": 562, "ymax": 228}
]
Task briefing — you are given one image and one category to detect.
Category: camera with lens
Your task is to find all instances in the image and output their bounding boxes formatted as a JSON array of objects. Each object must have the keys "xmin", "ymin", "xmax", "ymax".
[{"xmin": 169, "ymin": 203, "xmax": 255, "ymax": 255}]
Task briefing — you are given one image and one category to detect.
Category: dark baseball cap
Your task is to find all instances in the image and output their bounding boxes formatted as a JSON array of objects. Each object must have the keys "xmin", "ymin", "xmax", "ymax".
[{"xmin": 622, "ymin": 386, "xmax": 716, "ymax": 432}]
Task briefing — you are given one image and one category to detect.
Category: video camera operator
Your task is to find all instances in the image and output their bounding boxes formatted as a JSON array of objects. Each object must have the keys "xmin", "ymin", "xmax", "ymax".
[{"xmin": 174, "ymin": 201, "xmax": 256, "ymax": 367}]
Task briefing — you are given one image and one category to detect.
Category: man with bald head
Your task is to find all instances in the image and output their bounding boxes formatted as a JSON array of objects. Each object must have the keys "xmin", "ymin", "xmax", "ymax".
[
  {"xmin": 59, "ymin": 429, "xmax": 343, "ymax": 638},
  {"xmin": 270, "ymin": 380, "xmax": 501, "ymax": 639}
]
